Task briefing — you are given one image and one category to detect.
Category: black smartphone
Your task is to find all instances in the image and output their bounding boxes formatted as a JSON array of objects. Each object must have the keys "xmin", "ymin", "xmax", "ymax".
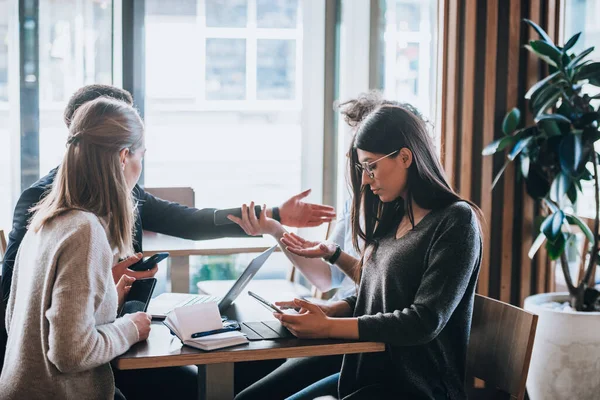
[
  {"xmin": 248, "ymin": 290, "xmax": 284, "ymax": 313},
  {"xmin": 214, "ymin": 205, "xmax": 262, "ymax": 226},
  {"xmin": 129, "ymin": 252, "xmax": 169, "ymax": 272},
  {"xmin": 118, "ymin": 278, "xmax": 157, "ymax": 317}
]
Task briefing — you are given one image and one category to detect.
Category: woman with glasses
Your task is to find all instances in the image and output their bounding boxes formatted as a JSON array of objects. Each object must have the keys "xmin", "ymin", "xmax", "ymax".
[{"xmin": 236, "ymin": 104, "xmax": 483, "ymax": 399}]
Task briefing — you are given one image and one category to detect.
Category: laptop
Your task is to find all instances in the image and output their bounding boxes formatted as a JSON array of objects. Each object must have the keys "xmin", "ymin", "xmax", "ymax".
[{"xmin": 148, "ymin": 245, "xmax": 277, "ymax": 319}]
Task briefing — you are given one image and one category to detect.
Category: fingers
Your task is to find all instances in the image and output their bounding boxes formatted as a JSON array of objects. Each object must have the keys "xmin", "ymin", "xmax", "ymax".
[
  {"xmin": 309, "ymin": 203, "xmax": 335, "ymax": 217},
  {"xmin": 274, "ymin": 300, "xmax": 297, "ymax": 309},
  {"xmin": 248, "ymin": 201, "xmax": 260, "ymax": 231},
  {"xmin": 113, "ymin": 253, "xmax": 143, "ymax": 271},
  {"xmin": 288, "ymin": 232, "xmax": 308, "ymax": 245},
  {"xmin": 292, "ymin": 189, "xmax": 311, "ymax": 200},
  {"xmin": 293, "ymin": 298, "xmax": 320, "ymax": 313},
  {"xmin": 127, "ymin": 265, "xmax": 157, "ymax": 280},
  {"xmin": 228, "ymin": 203, "xmax": 260, "ymax": 236},
  {"xmin": 117, "ymin": 274, "xmax": 136, "ymax": 288}
]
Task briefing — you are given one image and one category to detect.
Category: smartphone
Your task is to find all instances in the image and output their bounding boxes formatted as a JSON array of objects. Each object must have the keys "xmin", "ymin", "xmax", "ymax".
[
  {"xmin": 118, "ymin": 278, "xmax": 157, "ymax": 317},
  {"xmin": 129, "ymin": 252, "xmax": 169, "ymax": 272},
  {"xmin": 248, "ymin": 291, "xmax": 284, "ymax": 314},
  {"xmin": 214, "ymin": 205, "xmax": 262, "ymax": 226}
]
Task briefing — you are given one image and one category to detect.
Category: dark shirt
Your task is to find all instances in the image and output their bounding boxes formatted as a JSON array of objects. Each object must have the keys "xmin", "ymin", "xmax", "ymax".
[
  {"xmin": 1, "ymin": 168, "xmax": 250, "ymax": 303},
  {"xmin": 339, "ymin": 201, "xmax": 482, "ymax": 400}
]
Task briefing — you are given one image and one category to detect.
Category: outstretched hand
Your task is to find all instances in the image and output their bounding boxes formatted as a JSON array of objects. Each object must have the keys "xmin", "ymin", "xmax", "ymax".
[
  {"xmin": 280, "ymin": 232, "xmax": 337, "ymax": 259},
  {"xmin": 279, "ymin": 189, "xmax": 336, "ymax": 228},
  {"xmin": 112, "ymin": 253, "xmax": 158, "ymax": 284}
]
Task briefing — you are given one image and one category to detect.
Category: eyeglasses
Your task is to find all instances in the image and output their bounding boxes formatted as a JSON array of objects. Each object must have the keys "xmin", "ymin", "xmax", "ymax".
[{"xmin": 354, "ymin": 150, "xmax": 400, "ymax": 179}]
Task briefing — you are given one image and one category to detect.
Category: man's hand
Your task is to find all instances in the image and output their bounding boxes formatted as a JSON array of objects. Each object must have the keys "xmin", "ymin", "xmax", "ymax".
[
  {"xmin": 112, "ymin": 253, "xmax": 158, "ymax": 285},
  {"xmin": 278, "ymin": 189, "xmax": 336, "ymax": 228}
]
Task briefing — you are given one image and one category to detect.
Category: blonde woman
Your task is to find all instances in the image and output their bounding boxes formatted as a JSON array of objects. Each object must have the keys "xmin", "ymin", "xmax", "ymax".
[{"xmin": 0, "ymin": 97, "xmax": 151, "ymax": 400}]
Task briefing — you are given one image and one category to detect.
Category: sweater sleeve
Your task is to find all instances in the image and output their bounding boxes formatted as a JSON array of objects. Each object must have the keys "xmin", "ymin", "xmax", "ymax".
[
  {"xmin": 357, "ymin": 208, "xmax": 481, "ymax": 346},
  {"xmin": 45, "ymin": 222, "xmax": 138, "ymax": 374}
]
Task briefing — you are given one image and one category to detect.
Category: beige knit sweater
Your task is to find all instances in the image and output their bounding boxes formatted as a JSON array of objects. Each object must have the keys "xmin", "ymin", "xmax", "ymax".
[{"xmin": 0, "ymin": 210, "xmax": 139, "ymax": 400}]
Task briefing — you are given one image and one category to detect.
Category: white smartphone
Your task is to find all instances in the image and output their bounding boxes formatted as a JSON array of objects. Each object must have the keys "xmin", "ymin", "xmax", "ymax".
[{"xmin": 248, "ymin": 290, "xmax": 285, "ymax": 313}]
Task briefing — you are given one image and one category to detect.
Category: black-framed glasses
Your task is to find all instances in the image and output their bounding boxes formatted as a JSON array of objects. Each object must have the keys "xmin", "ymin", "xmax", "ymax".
[{"xmin": 354, "ymin": 150, "xmax": 400, "ymax": 179}]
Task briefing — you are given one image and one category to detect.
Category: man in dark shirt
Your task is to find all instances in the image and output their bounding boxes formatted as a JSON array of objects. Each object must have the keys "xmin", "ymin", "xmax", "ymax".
[{"xmin": 0, "ymin": 84, "xmax": 335, "ymax": 387}]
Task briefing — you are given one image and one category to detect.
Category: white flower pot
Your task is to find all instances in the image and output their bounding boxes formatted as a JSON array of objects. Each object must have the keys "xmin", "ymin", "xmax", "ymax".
[{"xmin": 524, "ymin": 292, "xmax": 600, "ymax": 400}]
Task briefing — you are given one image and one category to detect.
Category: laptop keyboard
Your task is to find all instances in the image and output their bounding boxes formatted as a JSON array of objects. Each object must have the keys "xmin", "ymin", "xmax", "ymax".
[{"xmin": 175, "ymin": 295, "xmax": 221, "ymax": 309}]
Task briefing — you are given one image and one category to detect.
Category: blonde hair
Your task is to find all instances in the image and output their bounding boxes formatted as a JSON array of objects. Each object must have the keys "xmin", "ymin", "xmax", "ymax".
[{"xmin": 30, "ymin": 97, "xmax": 144, "ymax": 257}]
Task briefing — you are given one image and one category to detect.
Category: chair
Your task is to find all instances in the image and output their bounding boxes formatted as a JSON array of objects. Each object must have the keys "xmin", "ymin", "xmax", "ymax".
[
  {"xmin": 143, "ymin": 187, "xmax": 195, "ymax": 208},
  {"xmin": 0, "ymin": 229, "xmax": 6, "ymax": 263},
  {"xmin": 466, "ymin": 294, "xmax": 538, "ymax": 400}
]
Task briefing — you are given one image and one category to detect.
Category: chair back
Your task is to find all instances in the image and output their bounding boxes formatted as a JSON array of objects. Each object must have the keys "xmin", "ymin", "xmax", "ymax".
[
  {"xmin": 0, "ymin": 229, "xmax": 6, "ymax": 263},
  {"xmin": 466, "ymin": 294, "xmax": 538, "ymax": 400},
  {"xmin": 144, "ymin": 187, "xmax": 195, "ymax": 208}
]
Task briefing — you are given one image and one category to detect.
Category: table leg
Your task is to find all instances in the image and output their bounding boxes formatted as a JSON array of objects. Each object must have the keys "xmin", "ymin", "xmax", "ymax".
[
  {"xmin": 197, "ymin": 363, "xmax": 234, "ymax": 400},
  {"xmin": 170, "ymin": 256, "xmax": 190, "ymax": 293}
]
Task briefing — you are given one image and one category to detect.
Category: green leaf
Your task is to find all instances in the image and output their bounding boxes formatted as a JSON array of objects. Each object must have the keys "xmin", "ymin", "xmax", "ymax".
[
  {"xmin": 545, "ymin": 232, "xmax": 568, "ymax": 260},
  {"xmin": 491, "ymin": 159, "xmax": 511, "ymax": 190},
  {"xmin": 509, "ymin": 136, "xmax": 534, "ymax": 161},
  {"xmin": 524, "ymin": 19, "xmax": 554, "ymax": 43},
  {"xmin": 567, "ymin": 184, "xmax": 578, "ymax": 204},
  {"xmin": 520, "ymin": 154, "xmax": 530, "ymax": 178},
  {"xmin": 559, "ymin": 133, "xmax": 583, "ymax": 176},
  {"xmin": 525, "ymin": 71, "xmax": 562, "ymax": 100},
  {"xmin": 530, "ymin": 40, "xmax": 563, "ymax": 65},
  {"xmin": 533, "ymin": 91, "xmax": 562, "ymax": 118},
  {"xmin": 550, "ymin": 172, "xmax": 571, "ymax": 203},
  {"xmin": 525, "ymin": 44, "xmax": 558, "ymax": 68},
  {"xmin": 502, "ymin": 108, "xmax": 521, "ymax": 135},
  {"xmin": 567, "ymin": 46, "xmax": 595, "ymax": 69},
  {"xmin": 482, "ymin": 135, "xmax": 516, "ymax": 156},
  {"xmin": 565, "ymin": 213, "xmax": 595, "ymax": 243},
  {"xmin": 539, "ymin": 120, "xmax": 562, "ymax": 137},
  {"xmin": 576, "ymin": 62, "xmax": 600, "ymax": 81},
  {"xmin": 528, "ymin": 231, "xmax": 546, "ymax": 259},
  {"xmin": 541, "ymin": 210, "xmax": 565, "ymax": 241},
  {"xmin": 535, "ymin": 113, "xmax": 572, "ymax": 124},
  {"xmin": 563, "ymin": 32, "xmax": 581, "ymax": 52}
]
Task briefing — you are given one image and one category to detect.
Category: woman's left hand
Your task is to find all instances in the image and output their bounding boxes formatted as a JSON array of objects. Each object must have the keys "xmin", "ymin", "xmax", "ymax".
[
  {"xmin": 274, "ymin": 298, "xmax": 331, "ymax": 339},
  {"xmin": 116, "ymin": 274, "xmax": 136, "ymax": 310}
]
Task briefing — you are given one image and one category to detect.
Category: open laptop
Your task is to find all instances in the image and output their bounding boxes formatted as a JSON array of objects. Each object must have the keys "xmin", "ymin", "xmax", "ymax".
[{"xmin": 148, "ymin": 245, "xmax": 277, "ymax": 319}]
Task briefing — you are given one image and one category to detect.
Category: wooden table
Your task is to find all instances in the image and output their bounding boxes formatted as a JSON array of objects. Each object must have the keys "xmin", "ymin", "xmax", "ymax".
[
  {"xmin": 113, "ymin": 294, "xmax": 385, "ymax": 400},
  {"xmin": 142, "ymin": 232, "xmax": 279, "ymax": 293}
]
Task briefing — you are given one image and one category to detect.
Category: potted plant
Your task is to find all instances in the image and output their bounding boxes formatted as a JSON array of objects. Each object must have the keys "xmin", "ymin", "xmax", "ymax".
[{"xmin": 483, "ymin": 19, "xmax": 600, "ymax": 400}]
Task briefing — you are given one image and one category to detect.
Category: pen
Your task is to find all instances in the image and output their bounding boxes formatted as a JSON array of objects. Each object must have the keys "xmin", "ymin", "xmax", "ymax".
[{"xmin": 191, "ymin": 326, "xmax": 236, "ymax": 338}]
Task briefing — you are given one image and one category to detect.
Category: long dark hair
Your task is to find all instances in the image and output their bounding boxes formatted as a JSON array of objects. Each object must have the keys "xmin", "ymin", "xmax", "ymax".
[{"xmin": 349, "ymin": 105, "xmax": 483, "ymax": 258}]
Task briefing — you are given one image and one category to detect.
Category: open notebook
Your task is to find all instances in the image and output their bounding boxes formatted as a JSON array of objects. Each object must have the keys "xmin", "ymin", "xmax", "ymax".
[{"xmin": 162, "ymin": 302, "xmax": 248, "ymax": 351}]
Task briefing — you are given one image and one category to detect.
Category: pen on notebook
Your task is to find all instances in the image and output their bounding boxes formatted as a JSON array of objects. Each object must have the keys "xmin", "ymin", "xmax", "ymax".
[{"xmin": 191, "ymin": 326, "xmax": 235, "ymax": 338}]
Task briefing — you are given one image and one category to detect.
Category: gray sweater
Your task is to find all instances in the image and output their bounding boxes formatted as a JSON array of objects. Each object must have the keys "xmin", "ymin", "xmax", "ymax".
[
  {"xmin": 0, "ymin": 210, "xmax": 139, "ymax": 400},
  {"xmin": 339, "ymin": 202, "xmax": 482, "ymax": 400}
]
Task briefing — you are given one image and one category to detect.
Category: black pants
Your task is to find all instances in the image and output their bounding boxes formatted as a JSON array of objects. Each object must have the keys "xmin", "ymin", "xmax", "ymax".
[
  {"xmin": 114, "ymin": 365, "xmax": 198, "ymax": 400},
  {"xmin": 235, "ymin": 355, "xmax": 343, "ymax": 400}
]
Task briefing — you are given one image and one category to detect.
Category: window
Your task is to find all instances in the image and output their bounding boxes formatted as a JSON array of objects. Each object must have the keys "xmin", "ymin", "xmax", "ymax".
[
  {"xmin": 378, "ymin": 0, "xmax": 437, "ymax": 125},
  {"xmin": 143, "ymin": 0, "xmax": 317, "ymax": 291},
  {"xmin": 0, "ymin": 0, "xmax": 13, "ymax": 234},
  {"xmin": 38, "ymin": 0, "xmax": 113, "ymax": 176},
  {"xmin": 564, "ymin": 0, "xmax": 600, "ymax": 220}
]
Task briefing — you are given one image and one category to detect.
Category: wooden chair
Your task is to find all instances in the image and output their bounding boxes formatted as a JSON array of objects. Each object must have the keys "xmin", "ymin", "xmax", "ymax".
[
  {"xmin": 143, "ymin": 187, "xmax": 195, "ymax": 208},
  {"xmin": 466, "ymin": 294, "xmax": 538, "ymax": 400}
]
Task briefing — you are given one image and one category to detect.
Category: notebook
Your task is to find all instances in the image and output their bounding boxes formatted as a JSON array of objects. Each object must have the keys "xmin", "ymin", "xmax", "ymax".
[{"xmin": 163, "ymin": 302, "xmax": 249, "ymax": 351}]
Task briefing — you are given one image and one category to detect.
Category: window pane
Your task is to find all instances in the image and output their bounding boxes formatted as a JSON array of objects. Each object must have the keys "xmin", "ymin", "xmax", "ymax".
[
  {"xmin": 0, "ymin": 0, "xmax": 12, "ymax": 233},
  {"xmin": 38, "ymin": 0, "xmax": 112, "ymax": 176},
  {"xmin": 256, "ymin": 0, "xmax": 298, "ymax": 29},
  {"xmin": 257, "ymin": 39, "xmax": 295, "ymax": 100},
  {"xmin": 206, "ymin": 38, "xmax": 246, "ymax": 100},
  {"xmin": 144, "ymin": 0, "xmax": 304, "ymax": 283},
  {"xmin": 206, "ymin": 0, "xmax": 247, "ymax": 28},
  {"xmin": 395, "ymin": 1, "xmax": 420, "ymax": 32},
  {"xmin": 379, "ymin": 0, "xmax": 437, "ymax": 125},
  {"xmin": 564, "ymin": 0, "xmax": 600, "ymax": 220}
]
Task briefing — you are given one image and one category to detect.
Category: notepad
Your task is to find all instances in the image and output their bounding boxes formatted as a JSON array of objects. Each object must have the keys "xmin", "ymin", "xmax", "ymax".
[{"xmin": 163, "ymin": 302, "xmax": 249, "ymax": 351}]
